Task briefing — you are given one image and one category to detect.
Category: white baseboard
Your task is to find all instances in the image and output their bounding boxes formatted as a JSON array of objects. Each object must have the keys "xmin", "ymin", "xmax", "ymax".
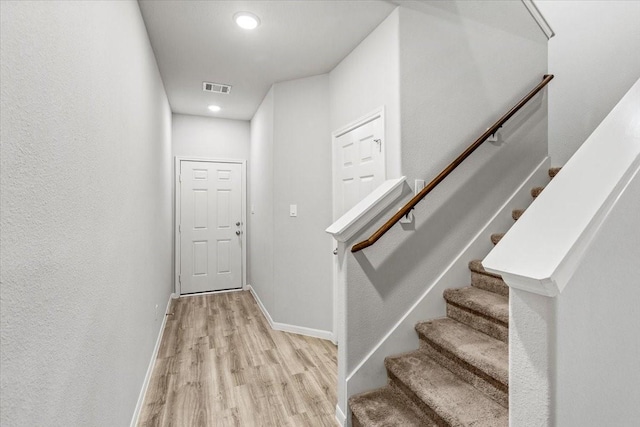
[
  {"xmin": 336, "ymin": 403, "xmax": 347, "ymax": 426},
  {"xmin": 178, "ymin": 287, "xmax": 243, "ymax": 298},
  {"xmin": 345, "ymin": 157, "xmax": 551, "ymax": 399},
  {"xmin": 247, "ymin": 284, "xmax": 335, "ymax": 342},
  {"xmin": 130, "ymin": 292, "xmax": 176, "ymax": 427}
]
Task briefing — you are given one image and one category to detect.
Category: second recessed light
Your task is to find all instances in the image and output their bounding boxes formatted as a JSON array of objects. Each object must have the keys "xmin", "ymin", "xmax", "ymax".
[
  {"xmin": 208, "ymin": 105, "xmax": 221, "ymax": 112},
  {"xmin": 234, "ymin": 12, "xmax": 260, "ymax": 30}
]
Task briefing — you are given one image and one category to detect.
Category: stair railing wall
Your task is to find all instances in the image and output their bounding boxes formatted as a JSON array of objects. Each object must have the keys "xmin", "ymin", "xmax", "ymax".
[
  {"xmin": 351, "ymin": 75, "xmax": 554, "ymax": 254},
  {"xmin": 483, "ymin": 78, "xmax": 640, "ymax": 425}
]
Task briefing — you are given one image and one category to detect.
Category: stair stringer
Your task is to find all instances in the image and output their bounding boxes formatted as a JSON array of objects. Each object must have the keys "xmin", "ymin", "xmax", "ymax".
[{"xmin": 343, "ymin": 157, "xmax": 551, "ymax": 425}]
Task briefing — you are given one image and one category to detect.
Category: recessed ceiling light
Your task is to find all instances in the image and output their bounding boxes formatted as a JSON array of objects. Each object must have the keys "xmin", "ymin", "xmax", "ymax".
[
  {"xmin": 234, "ymin": 12, "xmax": 260, "ymax": 30},
  {"xmin": 208, "ymin": 105, "xmax": 221, "ymax": 112}
]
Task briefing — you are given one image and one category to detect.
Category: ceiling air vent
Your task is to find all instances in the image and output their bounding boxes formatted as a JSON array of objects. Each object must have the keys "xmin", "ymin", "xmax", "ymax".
[{"xmin": 203, "ymin": 82, "xmax": 232, "ymax": 94}]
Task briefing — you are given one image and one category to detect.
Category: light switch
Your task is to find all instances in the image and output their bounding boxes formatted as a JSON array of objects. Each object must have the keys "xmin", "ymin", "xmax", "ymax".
[
  {"xmin": 415, "ymin": 179, "xmax": 426, "ymax": 195},
  {"xmin": 289, "ymin": 204, "xmax": 297, "ymax": 217}
]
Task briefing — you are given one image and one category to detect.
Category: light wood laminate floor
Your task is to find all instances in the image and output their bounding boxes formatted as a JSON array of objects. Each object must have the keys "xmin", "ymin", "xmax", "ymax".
[{"xmin": 138, "ymin": 290, "xmax": 338, "ymax": 427}]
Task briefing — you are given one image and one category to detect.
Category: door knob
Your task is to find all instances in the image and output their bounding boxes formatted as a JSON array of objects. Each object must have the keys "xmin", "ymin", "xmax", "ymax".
[
  {"xmin": 236, "ymin": 222, "xmax": 241, "ymax": 226},
  {"xmin": 236, "ymin": 230, "xmax": 241, "ymax": 236}
]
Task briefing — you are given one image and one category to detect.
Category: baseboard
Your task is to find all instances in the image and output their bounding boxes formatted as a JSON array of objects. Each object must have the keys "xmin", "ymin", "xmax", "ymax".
[
  {"xmin": 130, "ymin": 292, "xmax": 176, "ymax": 427},
  {"xmin": 345, "ymin": 156, "xmax": 551, "ymax": 399},
  {"xmin": 336, "ymin": 403, "xmax": 347, "ymax": 427},
  {"xmin": 247, "ymin": 284, "xmax": 335, "ymax": 342},
  {"xmin": 178, "ymin": 287, "xmax": 243, "ymax": 298}
]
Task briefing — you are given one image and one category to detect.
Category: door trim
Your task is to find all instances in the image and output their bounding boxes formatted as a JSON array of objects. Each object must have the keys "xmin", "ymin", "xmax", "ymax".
[
  {"xmin": 174, "ymin": 157, "xmax": 247, "ymax": 296},
  {"xmin": 331, "ymin": 106, "xmax": 385, "ymax": 343}
]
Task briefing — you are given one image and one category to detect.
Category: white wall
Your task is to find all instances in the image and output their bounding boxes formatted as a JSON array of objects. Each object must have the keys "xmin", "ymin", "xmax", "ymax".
[
  {"xmin": 555, "ymin": 167, "xmax": 640, "ymax": 425},
  {"xmin": 339, "ymin": 1, "xmax": 548, "ymax": 417},
  {"xmin": 330, "ymin": 8, "xmax": 401, "ymax": 182},
  {"xmin": 172, "ymin": 113, "xmax": 250, "ymax": 160},
  {"xmin": 248, "ymin": 74, "xmax": 333, "ymax": 334},
  {"xmin": 399, "ymin": 0, "xmax": 549, "ymax": 186},
  {"xmin": 536, "ymin": 0, "xmax": 640, "ymax": 165},
  {"xmin": 0, "ymin": 1, "xmax": 173, "ymax": 426},
  {"xmin": 272, "ymin": 75, "xmax": 333, "ymax": 331},
  {"xmin": 249, "ymin": 88, "xmax": 275, "ymax": 316},
  {"xmin": 483, "ymin": 77, "xmax": 640, "ymax": 426}
]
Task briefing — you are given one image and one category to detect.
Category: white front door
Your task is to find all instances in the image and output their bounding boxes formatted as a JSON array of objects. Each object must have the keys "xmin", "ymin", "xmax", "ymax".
[
  {"xmin": 333, "ymin": 113, "xmax": 385, "ymax": 219},
  {"xmin": 179, "ymin": 160, "xmax": 242, "ymax": 294}
]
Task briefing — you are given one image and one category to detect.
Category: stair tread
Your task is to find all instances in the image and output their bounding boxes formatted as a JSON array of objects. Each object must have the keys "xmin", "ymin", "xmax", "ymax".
[
  {"xmin": 444, "ymin": 286, "xmax": 509, "ymax": 324},
  {"xmin": 416, "ymin": 317, "xmax": 508, "ymax": 386},
  {"xmin": 386, "ymin": 350, "xmax": 508, "ymax": 427},
  {"xmin": 349, "ymin": 386, "xmax": 438, "ymax": 427},
  {"xmin": 469, "ymin": 259, "xmax": 501, "ymax": 278}
]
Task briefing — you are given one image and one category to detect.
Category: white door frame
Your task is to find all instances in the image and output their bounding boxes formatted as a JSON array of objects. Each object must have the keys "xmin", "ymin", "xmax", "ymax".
[
  {"xmin": 174, "ymin": 156, "xmax": 247, "ymax": 296},
  {"xmin": 331, "ymin": 106, "xmax": 386, "ymax": 343}
]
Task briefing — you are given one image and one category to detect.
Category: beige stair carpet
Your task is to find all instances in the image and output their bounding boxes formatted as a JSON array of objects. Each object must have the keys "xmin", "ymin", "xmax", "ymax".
[{"xmin": 349, "ymin": 167, "xmax": 560, "ymax": 426}]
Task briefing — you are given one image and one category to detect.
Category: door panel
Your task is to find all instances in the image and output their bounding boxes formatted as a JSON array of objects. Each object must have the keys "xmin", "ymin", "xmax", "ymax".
[
  {"xmin": 334, "ymin": 115, "xmax": 385, "ymax": 218},
  {"xmin": 180, "ymin": 161, "xmax": 242, "ymax": 294}
]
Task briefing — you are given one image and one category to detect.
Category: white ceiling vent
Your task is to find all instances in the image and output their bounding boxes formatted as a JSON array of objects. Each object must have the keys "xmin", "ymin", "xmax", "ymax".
[{"xmin": 203, "ymin": 82, "xmax": 232, "ymax": 94}]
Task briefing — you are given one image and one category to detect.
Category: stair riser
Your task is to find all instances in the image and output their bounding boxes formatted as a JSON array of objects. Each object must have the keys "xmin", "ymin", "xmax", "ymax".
[
  {"xmin": 418, "ymin": 338, "xmax": 508, "ymax": 408},
  {"xmin": 387, "ymin": 372, "xmax": 449, "ymax": 427},
  {"xmin": 468, "ymin": 260, "xmax": 502, "ymax": 279},
  {"xmin": 350, "ymin": 387, "xmax": 440, "ymax": 427},
  {"xmin": 471, "ymin": 272, "xmax": 509, "ymax": 297},
  {"xmin": 446, "ymin": 303, "xmax": 508, "ymax": 343}
]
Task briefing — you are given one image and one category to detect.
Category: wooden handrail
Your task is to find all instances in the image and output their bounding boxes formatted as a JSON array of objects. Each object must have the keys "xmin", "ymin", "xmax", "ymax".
[{"xmin": 351, "ymin": 74, "xmax": 554, "ymax": 253}]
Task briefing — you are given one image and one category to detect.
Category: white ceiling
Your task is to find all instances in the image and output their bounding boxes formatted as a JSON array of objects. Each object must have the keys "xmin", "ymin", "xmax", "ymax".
[{"xmin": 138, "ymin": 0, "xmax": 397, "ymax": 121}]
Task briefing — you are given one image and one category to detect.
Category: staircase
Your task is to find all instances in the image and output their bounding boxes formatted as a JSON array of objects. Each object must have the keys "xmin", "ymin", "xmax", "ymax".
[{"xmin": 348, "ymin": 167, "xmax": 561, "ymax": 427}]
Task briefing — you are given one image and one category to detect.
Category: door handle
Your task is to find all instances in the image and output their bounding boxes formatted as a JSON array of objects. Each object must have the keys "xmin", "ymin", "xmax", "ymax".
[
  {"xmin": 333, "ymin": 248, "xmax": 338, "ymax": 255},
  {"xmin": 236, "ymin": 222, "xmax": 241, "ymax": 226},
  {"xmin": 236, "ymin": 230, "xmax": 241, "ymax": 236}
]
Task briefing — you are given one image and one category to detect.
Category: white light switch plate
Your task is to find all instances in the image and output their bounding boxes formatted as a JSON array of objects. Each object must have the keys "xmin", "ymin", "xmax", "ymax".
[{"xmin": 289, "ymin": 204, "xmax": 297, "ymax": 217}]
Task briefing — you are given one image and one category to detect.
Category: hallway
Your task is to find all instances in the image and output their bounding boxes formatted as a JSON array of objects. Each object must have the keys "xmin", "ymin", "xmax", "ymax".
[{"xmin": 138, "ymin": 291, "xmax": 338, "ymax": 426}]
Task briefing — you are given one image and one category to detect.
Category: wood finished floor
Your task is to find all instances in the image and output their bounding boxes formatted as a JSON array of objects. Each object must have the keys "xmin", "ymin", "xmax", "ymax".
[{"xmin": 138, "ymin": 291, "xmax": 338, "ymax": 427}]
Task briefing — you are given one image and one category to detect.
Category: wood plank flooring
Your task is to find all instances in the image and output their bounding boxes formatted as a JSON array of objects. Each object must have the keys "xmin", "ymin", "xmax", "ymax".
[{"xmin": 138, "ymin": 291, "xmax": 338, "ymax": 427}]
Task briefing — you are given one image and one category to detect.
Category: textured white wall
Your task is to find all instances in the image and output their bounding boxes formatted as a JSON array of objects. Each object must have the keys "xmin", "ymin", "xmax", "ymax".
[
  {"xmin": 248, "ymin": 88, "xmax": 276, "ymax": 316},
  {"xmin": 555, "ymin": 168, "xmax": 640, "ymax": 425},
  {"xmin": 484, "ymin": 77, "xmax": 640, "ymax": 427},
  {"xmin": 330, "ymin": 8, "xmax": 401, "ymax": 182},
  {"xmin": 272, "ymin": 75, "xmax": 333, "ymax": 331},
  {"xmin": 536, "ymin": 0, "xmax": 640, "ymax": 165},
  {"xmin": 399, "ymin": 1, "xmax": 549, "ymax": 187},
  {"xmin": 343, "ymin": 0, "xmax": 548, "ymax": 399},
  {"xmin": 172, "ymin": 114, "xmax": 250, "ymax": 160},
  {"xmin": 248, "ymin": 75, "xmax": 333, "ymax": 333},
  {"xmin": 0, "ymin": 2, "xmax": 173, "ymax": 426},
  {"xmin": 506, "ymin": 169, "xmax": 640, "ymax": 427}
]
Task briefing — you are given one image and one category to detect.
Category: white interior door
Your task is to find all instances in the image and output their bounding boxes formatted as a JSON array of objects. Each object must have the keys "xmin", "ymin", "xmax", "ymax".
[
  {"xmin": 334, "ymin": 114, "xmax": 385, "ymax": 219},
  {"xmin": 179, "ymin": 160, "xmax": 242, "ymax": 294},
  {"xmin": 331, "ymin": 111, "xmax": 385, "ymax": 344}
]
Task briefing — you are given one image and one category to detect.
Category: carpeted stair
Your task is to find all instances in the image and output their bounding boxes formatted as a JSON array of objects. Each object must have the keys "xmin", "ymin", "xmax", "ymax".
[{"xmin": 349, "ymin": 167, "xmax": 560, "ymax": 426}]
